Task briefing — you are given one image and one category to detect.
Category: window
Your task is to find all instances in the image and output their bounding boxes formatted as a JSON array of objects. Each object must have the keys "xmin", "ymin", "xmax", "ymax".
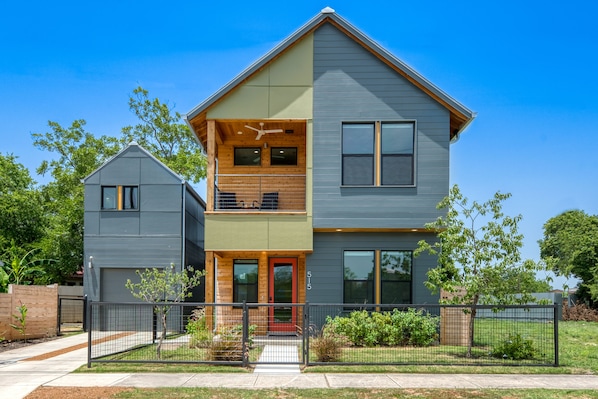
[
  {"xmin": 101, "ymin": 185, "xmax": 138, "ymax": 210},
  {"xmin": 343, "ymin": 250, "xmax": 412, "ymax": 305},
  {"xmin": 101, "ymin": 186, "xmax": 117, "ymax": 209},
  {"xmin": 271, "ymin": 147, "xmax": 297, "ymax": 166},
  {"xmin": 342, "ymin": 122, "xmax": 415, "ymax": 186},
  {"xmin": 234, "ymin": 148, "xmax": 261, "ymax": 166},
  {"xmin": 343, "ymin": 251, "xmax": 375, "ymax": 304},
  {"xmin": 233, "ymin": 260, "xmax": 258, "ymax": 303},
  {"xmin": 380, "ymin": 251, "xmax": 412, "ymax": 304}
]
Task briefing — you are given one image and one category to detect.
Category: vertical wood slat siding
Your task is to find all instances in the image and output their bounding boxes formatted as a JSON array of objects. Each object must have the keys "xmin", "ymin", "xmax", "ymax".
[
  {"xmin": 312, "ymin": 23, "xmax": 450, "ymax": 229},
  {"xmin": 305, "ymin": 232, "xmax": 439, "ymax": 304}
]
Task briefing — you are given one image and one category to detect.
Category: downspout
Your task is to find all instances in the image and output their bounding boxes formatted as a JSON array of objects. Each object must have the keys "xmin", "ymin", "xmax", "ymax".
[{"xmin": 181, "ymin": 182, "xmax": 186, "ymax": 275}]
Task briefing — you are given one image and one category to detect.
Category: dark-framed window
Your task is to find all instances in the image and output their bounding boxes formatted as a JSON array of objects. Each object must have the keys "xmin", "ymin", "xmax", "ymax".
[
  {"xmin": 342, "ymin": 124, "xmax": 374, "ymax": 185},
  {"xmin": 234, "ymin": 148, "xmax": 261, "ymax": 166},
  {"xmin": 271, "ymin": 147, "xmax": 297, "ymax": 166},
  {"xmin": 101, "ymin": 185, "xmax": 138, "ymax": 210},
  {"xmin": 343, "ymin": 251, "xmax": 375, "ymax": 304},
  {"xmin": 101, "ymin": 186, "xmax": 117, "ymax": 210},
  {"xmin": 233, "ymin": 259, "xmax": 258, "ymax": 303},
  {"xmin": 380, "ymin": 250, "xmax": 412, "ymax": 304},
  {"xmin": 343, "ymin": 249, "xmax": 412, "ymax": 305},
  {"xmin": 342, "ymin": 121, "xmax": 415, "ymax": 186}
]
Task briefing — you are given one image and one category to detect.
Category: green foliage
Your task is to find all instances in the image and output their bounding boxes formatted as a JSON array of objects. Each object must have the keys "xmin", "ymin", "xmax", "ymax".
[
  {"xmin": 0, "ymin": 154, "xmax": 46, "ymax": 250},
  {"xmin": 10, "ymin": 302, "xmax": 28, "ymax": 340},
  {"xmin": 121, "ymin": 87, "xmax": 206, "ymax": 184},
  {"xmin": 0, "ymin": 242, "xmax": 52, "ymax": 291},
  {"xmin": 415, "ymin": 184, "xmax": 550, "ymax": 356},
  {"xmin": 539, "ymin": 209, "xmax": 598, "ymax": 306},
  {"xmin": 326, "ymin": 308, "xmax": 439, "ymax": 347},
  {"xmin": 126, "ymin": 264, "xmax": 204, "ymax": 359},
  {"xmin": 187, "ymin": 307, "xmax": 212, "ymax": 348},
  {"xmin": 490, "ymin": 333, "xmax": 539, "ymax": 360},
  {"xmin": 32, "ymin": 119, "xmax": 121, "ymax": 283}
]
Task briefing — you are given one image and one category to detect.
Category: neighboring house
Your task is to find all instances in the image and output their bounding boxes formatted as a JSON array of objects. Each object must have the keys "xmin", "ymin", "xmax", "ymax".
[
  {"xmin": 185, "ymin": 8, "xmax": 475, "ymax": 333},
  {"xmin": 83, "ymin": 142, "xmax": 206, "ymax": 305}
]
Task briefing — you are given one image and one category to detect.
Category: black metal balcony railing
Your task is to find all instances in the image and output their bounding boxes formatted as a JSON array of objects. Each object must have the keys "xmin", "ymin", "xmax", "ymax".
[{"xmin": 214, "ymin": 174, "xmax": 306, "ymax": 212}]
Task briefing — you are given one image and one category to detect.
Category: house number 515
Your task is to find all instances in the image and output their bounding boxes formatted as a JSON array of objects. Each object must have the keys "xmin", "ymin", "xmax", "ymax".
[{"xmin": 306, "ymin": 271, "xmax": 312, "ymax": 290}]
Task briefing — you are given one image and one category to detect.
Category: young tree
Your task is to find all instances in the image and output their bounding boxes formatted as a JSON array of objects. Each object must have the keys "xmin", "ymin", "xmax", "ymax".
[
  {"xmin": 32, "ymin": 120, "xmax": 121, "ymax": 283},
  {"xmin": 539, "ymin": 210, "xmax": 598, "ymax": 307},
  {"xmin": 125, "ymin": 265, "xmax": 204, "ymax": 359},
  {"xmin": 121, "ymin": 86, "xmax": 206, "ymax": 184},
  {"xmin": 415, "ymin": 185, "xmax": 548, "ymax": 357}
]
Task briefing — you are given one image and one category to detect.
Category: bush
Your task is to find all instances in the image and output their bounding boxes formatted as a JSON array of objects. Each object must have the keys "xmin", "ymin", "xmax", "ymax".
[
  {"xmin": 187, "ymin": 307, "xmax": 212, "ymax": 348},
  {"xmin": 490, "ymin": 333, "xmax": 539, "ymax": 360},
  {"xmin": 563, "ymin": 302, "xmax": 598, "ymax": 322},
  {"xmin": 310, "ymin": 324, "xmax": 348, "ymax": 362},
  {"xmin": 326, "ymin": 308, "xmax": 438, "ymax": 347},
  {"xmin": 205, "ymin": 323, "xmax": 256, "ymax": 361}
]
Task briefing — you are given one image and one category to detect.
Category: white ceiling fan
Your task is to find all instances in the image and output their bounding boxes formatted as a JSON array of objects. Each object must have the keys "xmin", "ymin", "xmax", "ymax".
[{"xmin": 243, "ymin": 122, "xmax": 283, "ymax": 140}]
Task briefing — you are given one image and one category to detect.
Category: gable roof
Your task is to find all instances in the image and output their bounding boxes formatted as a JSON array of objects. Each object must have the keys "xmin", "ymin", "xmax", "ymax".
[
  {"xmin": 185, "ymin": 7, "xmax": 475, "ymax": 147},
  {"xmin": 82, "ymin": 142, "xmax": 205, "ymax": 206}
]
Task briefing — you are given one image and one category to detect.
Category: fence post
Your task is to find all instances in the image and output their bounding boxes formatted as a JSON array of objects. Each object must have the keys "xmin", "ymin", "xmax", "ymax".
[
  {"xmin": 242, "ymin": 301, "xmax": 249, "ymax": 367},
  {"xmin": 57, "ymin": 297, "xmax": 62, "ymax": 335},
  {"xmin": 87, "ymin": 300, "xmax": 93, "ymax": 368},
  {"xmin": 83, "ymin": 295, "xmax": 88, "ymax": 332},
  {"xmin": 554, "ymin": 303, "xmax": 559, "ymax": 367},
  {"xmin": 303, "ymin": 302, "xmax": 309, "ymax": 367}
]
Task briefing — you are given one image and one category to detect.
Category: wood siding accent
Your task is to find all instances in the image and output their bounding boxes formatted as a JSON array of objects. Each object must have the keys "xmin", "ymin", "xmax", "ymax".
[{"xmin": 312, "ymin": 23, "xmax": 450, "ymax": 229}]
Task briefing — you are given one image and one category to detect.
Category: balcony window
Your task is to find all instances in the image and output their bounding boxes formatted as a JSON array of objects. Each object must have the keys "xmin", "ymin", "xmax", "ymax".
[
  {"xmin": 234, "ymin": 148, "xmax": 261, "ymax": 166},
  {"xmin": 271, "ymin": 147, "xmax": 297, "ymax": 166}
]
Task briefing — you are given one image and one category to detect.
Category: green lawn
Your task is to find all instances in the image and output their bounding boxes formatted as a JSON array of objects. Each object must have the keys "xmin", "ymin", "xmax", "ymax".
[{"xmin": 80, "ymin": 321, "xmax": 598, "ymax": 375}]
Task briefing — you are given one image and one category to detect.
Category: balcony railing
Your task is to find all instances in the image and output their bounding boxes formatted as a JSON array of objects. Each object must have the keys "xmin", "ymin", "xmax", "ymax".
[{"xmin": 214, "ymin": 174, "xmax": 306, "ymax": 212}]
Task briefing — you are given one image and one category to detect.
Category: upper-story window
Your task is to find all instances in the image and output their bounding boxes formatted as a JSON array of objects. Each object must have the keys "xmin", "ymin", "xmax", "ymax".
[
  {"xmin": 234, "ymin": 147, "xmax": 261, "ymax": 166},
  {"xmin": 342, "ymin": 122, "xmax": 415, "ymax": 186},
  {"xmin": 271, "ymin": 147, "xmax": 297, "ymax": 166},
  {"xmin": 101, "ymin": 185, "xmax": 138, "ymax": 210}
]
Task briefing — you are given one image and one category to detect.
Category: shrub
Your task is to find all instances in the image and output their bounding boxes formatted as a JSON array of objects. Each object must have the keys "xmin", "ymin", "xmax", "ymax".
[
  {"xmin": 326, "ymin": 308, "xmax": 438, "ymax": 347},
  {"xmin": 187, "ymin": 307, "xmax": 212, "ymax": 348},
  {"xmin": 310, "ymin": 324, "xmax": 348, "ymax": 362},
  {"xmin": 563, "ymin": 302, "xmax": 598, "ymax": 322},
  {"xmin": 490, "ymin": 333, "xmax": 539, "ymax": 360},
  {"xmin": 205, "ymin": 323, "xmax": 256, "ymax": 361}
]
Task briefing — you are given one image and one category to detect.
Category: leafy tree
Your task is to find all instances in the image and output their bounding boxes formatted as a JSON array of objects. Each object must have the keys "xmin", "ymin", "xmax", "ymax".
[
  {"xmin": 539, "ymin": 210, "xmax": 598, "ymax": 307},
  {"xmin": 121, "ymin": 86, "xmax": 206, "ymax": 183},
  {"xmin": 415, "ymin": 185, "xmax": 549, "ymax": 357},
  {"xmin": 126, "ymin": 265, "xmax": 204, "ymax": 358},
  {"xmin": 32, "ymin": 120, "xmax": 120, "ymax": 283},
  {"xmin": 0, "ymin": 154, "xmax": 46, "ymax": 250}
]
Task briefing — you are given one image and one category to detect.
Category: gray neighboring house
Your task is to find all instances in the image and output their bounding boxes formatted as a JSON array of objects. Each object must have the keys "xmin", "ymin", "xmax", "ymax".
[{"xmin": 83, "ymin": 142, "xmax": 206, "ymax": 304}]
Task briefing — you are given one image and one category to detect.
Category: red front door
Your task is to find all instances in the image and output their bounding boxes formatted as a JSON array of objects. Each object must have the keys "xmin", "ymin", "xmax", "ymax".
[{"xmin": 268, "ymin": 258, "xmax": 297, "ymax": 332}]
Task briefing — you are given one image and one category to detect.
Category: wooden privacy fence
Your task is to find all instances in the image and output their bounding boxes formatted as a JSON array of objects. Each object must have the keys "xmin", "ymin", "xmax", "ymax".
[{"xmin": 0, "ymin": 284, "xmax": 58, "ymax": 341}]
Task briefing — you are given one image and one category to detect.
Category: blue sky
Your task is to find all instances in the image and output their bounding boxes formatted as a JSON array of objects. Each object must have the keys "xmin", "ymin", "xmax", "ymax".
[{"xmin": 2, "ymin": 1, "xmax": 597, "ymax": 289}]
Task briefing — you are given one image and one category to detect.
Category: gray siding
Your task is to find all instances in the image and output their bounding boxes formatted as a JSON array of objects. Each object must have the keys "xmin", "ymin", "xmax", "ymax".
[
  {"xmin": 305, "ymin": 232, "xmax": 439, "ymax": 304},
  {"xmin": 312, "ymin": 23, "xmax": 450, "ymax": 229},
  {"xmin": 84, "ymin": 144, "xmax": 206, "ymax": 302}
]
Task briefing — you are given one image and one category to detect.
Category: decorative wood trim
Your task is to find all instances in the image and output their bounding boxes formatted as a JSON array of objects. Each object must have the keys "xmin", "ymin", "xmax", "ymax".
[{"xmin": 207, "ymin": 120, "xmax": 216, "ymax": 211}]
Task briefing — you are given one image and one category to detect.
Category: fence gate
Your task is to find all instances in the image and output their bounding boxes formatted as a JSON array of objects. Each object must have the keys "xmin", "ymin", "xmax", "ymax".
[{"xmin": 58, "ymin": 296, "xmax": 85, "ymax": 335}]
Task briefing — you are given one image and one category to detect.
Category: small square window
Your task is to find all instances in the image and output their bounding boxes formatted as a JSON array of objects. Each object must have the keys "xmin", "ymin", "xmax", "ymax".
[
  {"xmin": 101, "ymin": 186, "xmax": 117, "ymax": 210},
  {"xmin": 271, "ymin": 147, "xmax": 297, "ymax": 166},
  {"xmin": 234, "ymin": 148, "xmax": 261, "ymax": 166}
]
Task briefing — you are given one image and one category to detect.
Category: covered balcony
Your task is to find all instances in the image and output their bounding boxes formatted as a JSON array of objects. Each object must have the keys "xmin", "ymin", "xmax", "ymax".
[{"xmin": 201, "ymin": 119, "xmax": 307, "ymax": 214}]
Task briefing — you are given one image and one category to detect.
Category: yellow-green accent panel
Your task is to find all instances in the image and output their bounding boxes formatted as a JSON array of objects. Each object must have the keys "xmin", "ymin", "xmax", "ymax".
[
  {"xmin": 207, "ymin": 34, "xmax": 314, "ymax": 120},
  {"xmin": 205, "ymin": 214, "xmax": 313, "ymax": 251}
]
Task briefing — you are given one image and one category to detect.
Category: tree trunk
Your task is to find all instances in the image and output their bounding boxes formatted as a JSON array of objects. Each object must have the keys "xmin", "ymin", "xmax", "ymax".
[
  {"xmin": 156, "ymin": 310, "xmax": 167, "ymax": 359},
  {"xmin": 466, "ymin": 304, "xmax": 477, "ymax": 358}
]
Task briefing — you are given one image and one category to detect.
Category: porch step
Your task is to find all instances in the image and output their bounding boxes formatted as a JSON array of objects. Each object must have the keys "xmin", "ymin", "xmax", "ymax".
[{"xmin": 253, "ymin": 344, "xmax": 301, "ymax": 374}]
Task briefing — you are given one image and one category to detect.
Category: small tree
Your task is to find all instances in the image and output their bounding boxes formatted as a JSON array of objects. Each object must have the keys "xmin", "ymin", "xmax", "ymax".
[
  {"xmin": 415, "ymin": 185, "xmax": 548, "ymax": 357},
  {"xmin": 125, "ymin": 264, "xmax": 204, "ymax": 358}
]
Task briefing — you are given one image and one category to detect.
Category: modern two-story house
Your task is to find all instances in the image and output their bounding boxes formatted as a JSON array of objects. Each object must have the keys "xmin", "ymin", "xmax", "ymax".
[{"xmin": 185, "ymin": 8, "xmax": 474, "ymax": 334}]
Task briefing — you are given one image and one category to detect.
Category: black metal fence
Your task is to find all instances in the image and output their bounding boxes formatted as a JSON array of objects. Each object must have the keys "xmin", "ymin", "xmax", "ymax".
[{"xmin": 87, "ymin": 302, "xmax": 559, "ymax": 368}]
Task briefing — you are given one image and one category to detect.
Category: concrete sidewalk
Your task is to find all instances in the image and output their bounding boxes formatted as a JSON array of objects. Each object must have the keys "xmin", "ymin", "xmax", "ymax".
[{"xmin": 2, "ymin": 333, "xmax": 598, "ymax": 399}]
